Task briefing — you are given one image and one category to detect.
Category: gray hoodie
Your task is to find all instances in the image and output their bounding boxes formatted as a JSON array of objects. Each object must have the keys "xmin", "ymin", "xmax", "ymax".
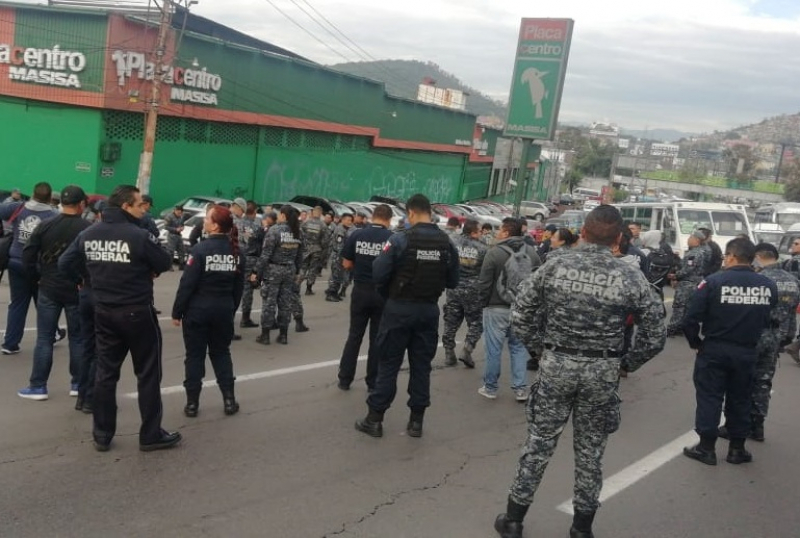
[{"xmin": 478, "ymin": 235, "xmax": 542, "ymax": 308}]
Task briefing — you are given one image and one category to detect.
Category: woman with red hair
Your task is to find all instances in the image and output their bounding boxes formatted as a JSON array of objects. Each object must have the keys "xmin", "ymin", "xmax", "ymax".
[{"xmin": 171, "ymin": 205, "xmax": 245, "ymax": 417}]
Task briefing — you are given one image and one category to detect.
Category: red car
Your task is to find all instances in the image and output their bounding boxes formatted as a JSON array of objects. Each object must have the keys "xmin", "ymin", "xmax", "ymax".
[{"xmin": 432, "ymin": 204, "xmax": 468, "ymax": 225}]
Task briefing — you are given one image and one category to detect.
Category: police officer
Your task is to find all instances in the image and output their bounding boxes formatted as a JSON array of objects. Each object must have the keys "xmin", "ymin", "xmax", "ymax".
[
  {"xmin": 698, "ymin": 227, "xmax": 723, "ymax": 274},
  {"xmin": 164, "ymin": 204, "xmax": 186, "ymax": 270},
  {"xmin": 139, "ymin": 194, "xmax": 160, "ymax": 237},
  {"xmin": 717, "ymin": 242, "xmax": 797, "ymax": 443},
  {"xmin": 252, "ymin": 206, "xmax": 304, "ymax": 345},
  {"xmin": 336, "ymin": 204, "xmax": 394, "ymax": 391},
  {"xmin": 442, "ymin": 219, "xmax": 487, "ymax": 368},
  {"xmin": 325, "ymin": 213, "xmax": 353, "ymax": 302},
  {"xmin": 683, "ymin": 237, "xmax": 777, "ymax": 467},
  {"xmin": 354, "ymin": 194, "xmax": 459, "ymax": 439},
  {"xmin": 300, "ymin": 206, "xmax": 329, "ymax": 296},
  {"xmin": 172, "ymin": 205, "xmax": 245, "ymax": 417},
  {"xmin": 494, "ymin": 205, "xmax": 666, "ymax": 538},
  {"xmin": 231, "ymin": 198, "xmax": 261, "ymax": 328},
  {"xmin": 67, "ymin": 185, "xmax": 179, "ymax": 452},
  {"xmin": 666, "ymin": 230, "xmax": 711, "ymax": 336}
]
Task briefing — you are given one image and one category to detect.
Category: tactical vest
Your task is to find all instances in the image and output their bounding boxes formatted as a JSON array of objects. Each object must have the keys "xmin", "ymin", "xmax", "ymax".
[{"xmin": 388, "ymin": 227, "xmax": 450, "ymax": 302}]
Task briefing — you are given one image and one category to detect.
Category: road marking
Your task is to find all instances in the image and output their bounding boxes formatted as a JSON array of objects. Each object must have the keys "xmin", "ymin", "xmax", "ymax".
[
  {"xmin": 556, "ymin": 429, "xmax": 698, "ymax": 515},
  {"xmin": 124, "ymin": 343, "xmax": 447, "ymax": 398}
]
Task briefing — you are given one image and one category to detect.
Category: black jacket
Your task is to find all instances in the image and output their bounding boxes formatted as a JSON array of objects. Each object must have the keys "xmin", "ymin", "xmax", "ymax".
[{"xmin": 61, "ymin": 207, "xmax": 171, "ymax": 306}]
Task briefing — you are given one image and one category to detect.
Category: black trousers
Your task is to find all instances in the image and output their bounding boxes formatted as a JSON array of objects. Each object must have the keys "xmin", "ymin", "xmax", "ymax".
[
  {"xmin": 93, "ymin": 303, "xmax": 164, "ymax": 444},
  {"xmin": 182, "ymin": 302, "xmax": 236, "ymax": 392},
  {"xmin": 367, "ymin": 300, "xmax": 440, "ymax": 414},
  {"xmin": 338, "ymin": 282, "xmax": 385, "ymax": 389},
  {"xmin": 694, "ymin": 340, "xmax": 757, "ymax": 440},
  {"xmin": 77, "ymin": 287, "xmax": 97, "ymax": 402}
]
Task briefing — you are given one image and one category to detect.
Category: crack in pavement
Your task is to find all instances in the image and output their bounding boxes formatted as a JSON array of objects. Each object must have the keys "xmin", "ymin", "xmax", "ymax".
[{"xmin": 320, "ymin": 454, "xmax": 472, "ymax": 537}]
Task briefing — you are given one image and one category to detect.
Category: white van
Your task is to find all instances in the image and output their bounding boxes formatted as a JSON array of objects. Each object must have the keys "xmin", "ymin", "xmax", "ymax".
[
  {"xmin": 572, "ymin": 187, "xmax": 601, "ymax": 201},
  {"xmin": 614, "ymin": 201, "xmax": 754, "ymax": 255}
]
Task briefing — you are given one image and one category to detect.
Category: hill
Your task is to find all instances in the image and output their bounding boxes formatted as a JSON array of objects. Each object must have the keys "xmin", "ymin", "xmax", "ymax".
[
  {"xmin": 726, "ymin": 113, "xmax": 800, "ymax": 144},
  {"xmin": 329, "ymin": 59, "xmax": 508, "ymax": 119}
]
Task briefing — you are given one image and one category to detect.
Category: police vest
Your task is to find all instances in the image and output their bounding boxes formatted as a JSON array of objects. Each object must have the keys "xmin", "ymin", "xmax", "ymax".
[{"xmin": 388, "ymin": 227, "xmax": 450, "ymax": 302}]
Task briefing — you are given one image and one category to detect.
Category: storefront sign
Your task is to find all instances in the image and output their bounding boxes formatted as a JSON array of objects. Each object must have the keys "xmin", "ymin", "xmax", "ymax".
[
  {"xmin": 0, "ymin": 44, "xmax": 87, "ymax": 89},
  {"xmin": 110, "ymin": 50, "xmax": 222, "ymax": 106}
]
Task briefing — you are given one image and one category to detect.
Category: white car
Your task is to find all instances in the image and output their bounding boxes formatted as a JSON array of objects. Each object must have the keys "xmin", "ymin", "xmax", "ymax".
[
  {"xmin": 582, "ymin": 200, "xmax": 600, "ymax": 212},
  {"xmin": 519, "ymin": 201, "xmax": 549, "ymax": 221},
  {"xmin": 456, "ymin": 204, "xmax": 502, "ymax": 229}
]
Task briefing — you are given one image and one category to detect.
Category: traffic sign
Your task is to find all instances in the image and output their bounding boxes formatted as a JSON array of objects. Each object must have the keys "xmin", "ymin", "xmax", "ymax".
[{"xmin": 503, "ymin": 18, "xmax": 574, "ymax": 141}]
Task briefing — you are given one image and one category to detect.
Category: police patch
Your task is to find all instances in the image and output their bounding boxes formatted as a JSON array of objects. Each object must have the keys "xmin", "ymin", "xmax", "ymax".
[
  {"xmin": 186, "ymin": 255, "xmax": 194, "ymax": 266},
  {"xmin": 383, "ymin": 242, "xmax": 391, "ymax": 253},
  {"xmin": 697, "ymin": 280, "xmax": 706, "ymax": 290}
]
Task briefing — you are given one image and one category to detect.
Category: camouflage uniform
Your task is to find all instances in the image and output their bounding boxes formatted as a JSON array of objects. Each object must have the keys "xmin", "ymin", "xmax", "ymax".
[
  {"xmin": 256, "ymin": 223, "xmax": 304, "ymax": 330},
  {"xmin": 507, "ymin": 243, "xmax": 666, "ymax": 514},
  {"xmin": 442, "ymin": 233, "xmax": 487, "ymax": 355},
  {"xmin": 752, "ymin": 264, "xmax": 800, "ymax": 423},
  {"xmin": 325, "ymin": 223, "xmax": 351, "ymax": 298},
  {"xmin": 300, "ymin": 216, "xmax": 329, "ymax": 291},
  {"xmin": 163, "ymin": 211, "xmax": 186, "ymax": 267},
  {"xmin": 236, "ymin": 215, "xmax": 263, "ymax": 322},
  {"xmin": 666, "ymin": 243, "xmax": 711, "ymax": 335},
  {"xmin": 782, "ymin": 254, "xmax": 800, "ymax": 281}
]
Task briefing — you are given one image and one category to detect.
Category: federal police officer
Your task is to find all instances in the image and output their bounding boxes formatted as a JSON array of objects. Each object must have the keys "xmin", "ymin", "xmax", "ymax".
[
  {"xmin": 68, "ymin": 185, "xmax": 180, "ymax": 452},
  {"xmin": 252, "ymin": 206, "xmax": 305, "ymax": 345},
  {"xmin": 336, "ymin": 204, "xmax": 394, "ymax": 391},
  {"xmin": 666, "ymin": 230, "xmax": 711, "ymax": 336},
  {"xmin": 683, "ymin": 237, "xmax": 777, "ymax": 466},
  {"xmin": 231, "ymin": 198, "xmax": 261, "ymax": 328},
  {"xmin": 354, "ymin": 194, "xmax": 459, "ymax": 439},
  {"xmin": 494, "ymin": 205, "xmax": 666, "ymax": 538},
  {"xmin": 325, "ymin": 213, "xmax": 353, "ymax": 302},
  {"xmin": 442, "ymin": 219, "xmax": 487, "ymax": 368},
  {"xmin": 172, "ymin": 205, "xmax": 245, "ymax": 417},
  {"xmin": 299, "ymin": 206, "xmax": 329, "ymax": 296}
]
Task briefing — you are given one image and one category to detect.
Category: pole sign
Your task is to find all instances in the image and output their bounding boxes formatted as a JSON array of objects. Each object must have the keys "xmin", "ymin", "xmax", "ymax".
[{"xmin": 503, "ymin": 18, "xmax": 574, "ymax": 140}]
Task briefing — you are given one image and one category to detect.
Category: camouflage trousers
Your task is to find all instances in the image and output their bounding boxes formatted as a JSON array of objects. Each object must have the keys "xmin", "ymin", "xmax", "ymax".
[
  {"xmin": 301, "ymin": 250, "xmax": 324, "ymax": 289},
  {"xmin": 260, "ymin": 265, "xmax": 299, "ymax": 329},
  {"xmin": 441, "ymin": 286, "xmax": 483, "ymax": 351},
  {"xmin": 326, "ymin": 253, "xmax": 347, "ymax": 295},
  {"xmin": 509, "ymin": 350, "xmax": 621, "ymax": 513},
  {"xmin": 666, "ymin": 280, "xmax": 700, "ymax": 335},
  {"xmin": 752, "ymin": 330, "xmax": 781, "ymax": 421},
  {"xmin": 240, "ymin": 256, "xmax": 259, "ymax": 319}
]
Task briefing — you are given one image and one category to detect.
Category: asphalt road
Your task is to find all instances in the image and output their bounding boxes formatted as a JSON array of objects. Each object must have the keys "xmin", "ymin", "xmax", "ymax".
[{"xmin": 1, "ymin": 273, "xmax": 799, "ymax": 537}]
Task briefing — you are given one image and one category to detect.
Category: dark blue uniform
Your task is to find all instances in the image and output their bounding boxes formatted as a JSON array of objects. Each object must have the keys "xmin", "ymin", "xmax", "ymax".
[
  {"xmin": 172, "ymin": 235, "xmax": 245, "ymax": 396},
  {"xmin": 683, "ymin": 266, "xmax": 777, "ymax": 442},
  {"xmin": 337, "ymin": 224, "xmax": 394, "ymax": 391},
  {"xmin": 367, "ymin": 223, "xmax": 459, "ymax": 420},
  {"xmin": 66, "ymin": 206, "xmax": 172, "ymax": 447}
]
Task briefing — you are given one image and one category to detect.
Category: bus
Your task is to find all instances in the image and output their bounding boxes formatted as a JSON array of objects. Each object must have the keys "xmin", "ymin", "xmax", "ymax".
[
  {"xmin": 753, "ymin": 203, "xmax": 800, "ymax": 231},
  {"xmin": 614, "ymin": 201, "xmax": 754, "ymax": 255}
]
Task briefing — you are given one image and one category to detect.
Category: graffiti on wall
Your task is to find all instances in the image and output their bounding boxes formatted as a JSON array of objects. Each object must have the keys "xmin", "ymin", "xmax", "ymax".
[{"xmin": 260, "ymin": 160, "xmax": 456, "ymax": 203}]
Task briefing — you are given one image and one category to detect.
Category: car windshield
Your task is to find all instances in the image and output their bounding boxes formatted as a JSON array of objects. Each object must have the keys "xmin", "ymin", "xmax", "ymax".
[
  {"xmin": 183, "ymin": 198, "xmax": 213, "ymax": 211},
  {"xmin": 776, "ymin": 213, "xmax": 800, "ymax": 228},
  {"xmin": 677, "ymin": 209, "xmax": 748, "ymax": 236},
  {"xmin": 755, "ymin": 232, "xmax": 784, "ymax": 246},
  {"xmin": 185, "ymin": 215, "xmax": 203, "ymax": 226}
]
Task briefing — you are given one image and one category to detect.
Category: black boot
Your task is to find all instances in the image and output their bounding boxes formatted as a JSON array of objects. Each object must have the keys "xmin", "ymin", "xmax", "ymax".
[
  {"xmin": 221, "ymin": 387, "xmax": 239, "ymax": 416},
  {"xmin": 295, "ymin": 318, "xmax": 309, "ymax": 333},
  {"xmin": 240, "ymin": 315, "xmax": 258, "ymax": 328},
  {"xmin": 444, "ymin": 349, "xmax": 457, "ymax": 367},
  {"xmin": 750, "ymin": 417, "xmax": 765, "ymax": 442},
  {"xmin": 325, "ymin": 291, "xmax": 341, "ymax": 302},
  {"xmin": 727, "ymin": 437, "xmax": 753, "ymax": 464},
  {"xmin": 74, "ymin": 395, "xmax": 84, "ymax": 412},
  {"xmin": 569, "ymin": 510, "xmax": 596, "ymax": 538},
  {"xmin": 355, "ymin": 409, "xmax": 384, "ymax": 438},
  {"xmin": 407, "ymin": 409, "xmax": 424, "ymax": 438},
  {"xmin": 184, "ymin": 389, "xmax": 200, "ymax": 418},
  {"xmin": 683, "ymin": 435, "xmax": 717, "ymax": 465},
  {"xmin": 277, "ymin": 327, "xmax": 288, "ymax": 345},
  {"xmin": 256, "ymin": 329, "xmax": 270, "ymax": 345},
  {"xmin": 494, "ymin": 498, "xmax": 528, "ymax": 538},
  {"xmin": 305, "ymin": 285, "xmax": 314, "ymax": 296},
  {"xmin": 459, "ymin": 343, "xmax": 476, "ymax": 369},
  {"xmin": 339, "ymin": 288, "xmax": 347, "ymax": 299}
]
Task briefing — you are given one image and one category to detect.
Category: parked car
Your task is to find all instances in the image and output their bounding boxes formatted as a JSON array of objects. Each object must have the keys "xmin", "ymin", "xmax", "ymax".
[
  {"xmin": 432, "ymin": 204, "xmax": 469, "ymax": 226},
  {"xmin": 290, "ymin": 195, "xmax": 352, "ymax": 217},
  {"xmin": 159, "ymin": 213, "xmax": 204, "ymax": 255},
  {"xmin": 560, "ymin": 210, "xmax": 586, "ymax": 232},
  {"xmin": 519, "ymin": 201, "xmax": 549, "ymax": 221},
  {"xmin": 456, "ymin": 204, "xmax": 502, "ymax": 229},
  {"xmin": 262, "ymin": 201, "xmax": 313, "ymax": 215},
  {"xmin": 159, "ymin": 195, "xmax": 232, "ymax": 219},
  {"xmin": 582, "ymin": 199, "xmax": 600, "ymax": 212},
  {"xmin": 363, "ymin": 201, "xmax": 406, "ymax": 229},
  {"xmin": 553, "ymin": 194, "xmax": 575, "ymax": 206}
]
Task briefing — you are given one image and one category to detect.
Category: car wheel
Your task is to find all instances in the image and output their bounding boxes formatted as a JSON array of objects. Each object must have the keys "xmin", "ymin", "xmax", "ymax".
[{"xmin": 533, "ymin": 213, "xmax": 544, "ymax": 221}]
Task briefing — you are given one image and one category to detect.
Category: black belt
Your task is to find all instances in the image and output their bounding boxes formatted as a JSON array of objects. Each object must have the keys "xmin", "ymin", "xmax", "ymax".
[{"xmin": 545, "ymin": 344, "xmax": 621, "ymax": 358}]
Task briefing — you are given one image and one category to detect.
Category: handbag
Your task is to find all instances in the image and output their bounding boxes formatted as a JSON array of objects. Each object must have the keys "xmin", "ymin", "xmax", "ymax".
[{"xmin": 0, "ymin": 204, "xmax": 26, "ymax": 272}]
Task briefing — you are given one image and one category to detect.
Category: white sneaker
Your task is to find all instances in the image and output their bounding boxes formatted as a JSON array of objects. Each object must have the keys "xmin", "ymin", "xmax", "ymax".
[
  {"xmin": 478, "ymin": 386, "xmax": 497, "ymax": 400},
  {"xmin": 514, "ymin": 388, "xmax": 528, "ymax": 402}
]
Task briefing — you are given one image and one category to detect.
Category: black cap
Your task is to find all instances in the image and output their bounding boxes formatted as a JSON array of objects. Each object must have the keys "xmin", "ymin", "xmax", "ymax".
[
  {"xmin": 545, "ymin": 224, "xmax": 558, "ymax": 232},
  {"xmin": 60, "ymin": 185, "xmax": 87, "ymax": 205}
]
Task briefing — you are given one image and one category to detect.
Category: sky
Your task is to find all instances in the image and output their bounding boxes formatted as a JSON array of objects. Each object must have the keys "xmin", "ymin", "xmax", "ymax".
[{"xmin": 15, "ymin": 0, "xmax": 800, "ymax": 134}]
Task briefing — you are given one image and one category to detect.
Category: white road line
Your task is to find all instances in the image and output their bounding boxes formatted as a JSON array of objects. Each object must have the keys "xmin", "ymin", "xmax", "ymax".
[{"xmin": 556, "ymin": 429, "xmax": 698, "ymax": 515}]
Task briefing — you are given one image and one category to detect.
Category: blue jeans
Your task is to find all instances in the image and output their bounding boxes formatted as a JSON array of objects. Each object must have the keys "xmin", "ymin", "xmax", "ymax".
[
  {"xmin": 482, "ymin": 307, "xmax": 529, "ymax": 393},
  {"xmin": 29, "ymin": 293, "xmax": 82, "ymax": 388},
  {"xmin": 3, "ymin": 259, "xmax": 36, "ymax": 350}
]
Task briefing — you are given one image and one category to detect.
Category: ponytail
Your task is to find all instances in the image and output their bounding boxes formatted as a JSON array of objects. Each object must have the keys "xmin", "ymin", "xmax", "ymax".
[
  {"xmin": 281, "ymin": 205, "xmax": 301, "ymax": 239},
  {"xmin": 209, "ymin": 204, "xmax": 240, "ymax": 271}
]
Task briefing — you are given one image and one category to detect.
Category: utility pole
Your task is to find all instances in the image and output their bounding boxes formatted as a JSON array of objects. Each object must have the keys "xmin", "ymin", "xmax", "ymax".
[{"xmin": 137, "ymin": 0, "xmax": 174, "ymax": 195}]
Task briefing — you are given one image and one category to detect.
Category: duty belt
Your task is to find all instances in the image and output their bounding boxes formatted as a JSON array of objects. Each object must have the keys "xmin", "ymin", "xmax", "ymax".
[{"xmin": 545, "ymin": 344, "xmax": 621, "ymax": 359}]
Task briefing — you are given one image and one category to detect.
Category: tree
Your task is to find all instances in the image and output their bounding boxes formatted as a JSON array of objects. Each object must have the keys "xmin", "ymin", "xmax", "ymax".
[
  {"xmin": 723, "ymin": 143, "xmax": 759, "ymax": 180},
  {"xmin": 782, "ymin": 161, "xmax": 800, "ymax": 202}
]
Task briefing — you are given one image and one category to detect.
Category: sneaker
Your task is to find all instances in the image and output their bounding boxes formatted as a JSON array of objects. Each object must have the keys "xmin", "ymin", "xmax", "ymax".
[
  {"xmin": 53, "ymin": 328, "xmax": 66, "ymax": 344},
  {"xmin": 18, "ymin": 386, "xmax": 49, "ymax": 401},
  {"xmin": 513, "ymin": 388, "xmax": 528, "ymax": 402},
  {"xmin": 1, "ymin": 345, "xmax": 20, "ymax": 355},
  {"xmin": 69, "ymin": 383, "xmax": 79, "ymax": 397},
  {"xmin": 478, "ymin": 386, "xmax": 497, "ymax": 400}
]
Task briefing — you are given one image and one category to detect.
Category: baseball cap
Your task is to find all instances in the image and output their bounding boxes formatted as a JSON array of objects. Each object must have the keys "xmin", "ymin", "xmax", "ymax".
[
  {"xmin": 233, "ymin": 197, "xmax": 247, "ymax": 211},
  {"xmin": 545, "ymin": 224, "xmax": 558, "ymax": 232},
  {"xmin": 60, "ymin": 185, "xmax": 87, "ymax": 205}
]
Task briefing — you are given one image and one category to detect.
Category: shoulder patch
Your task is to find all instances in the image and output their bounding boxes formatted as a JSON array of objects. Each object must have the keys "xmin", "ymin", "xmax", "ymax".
[
  {"xmin": 697, "ymin": 280, "xmax": 706, "ymax": 290},
  {"xmin": 147, "ymin": 232, "xmax": 160, "ymax": 245},
  {"xmin": 383, "ymin": 241, "xmax": 392, "ymax": 253},
  {"xmin": 186, "ymin": 255, "xmax": 194, "ymax": 266}
]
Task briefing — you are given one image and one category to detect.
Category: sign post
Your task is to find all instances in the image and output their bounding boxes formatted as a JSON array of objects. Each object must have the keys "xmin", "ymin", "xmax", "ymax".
[{"xmin": 504, "ymin": 18, "xmax": 574, "ymax": 214}]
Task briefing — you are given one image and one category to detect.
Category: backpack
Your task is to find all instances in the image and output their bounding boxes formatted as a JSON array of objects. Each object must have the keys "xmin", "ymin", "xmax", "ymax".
[
  {"xmin": 646, "ymin": 245, "xmax": 674, "ymax": 285},
  {"xmin": 496, "ymin": 244, "xmax": 534, "ymax": 303}
]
